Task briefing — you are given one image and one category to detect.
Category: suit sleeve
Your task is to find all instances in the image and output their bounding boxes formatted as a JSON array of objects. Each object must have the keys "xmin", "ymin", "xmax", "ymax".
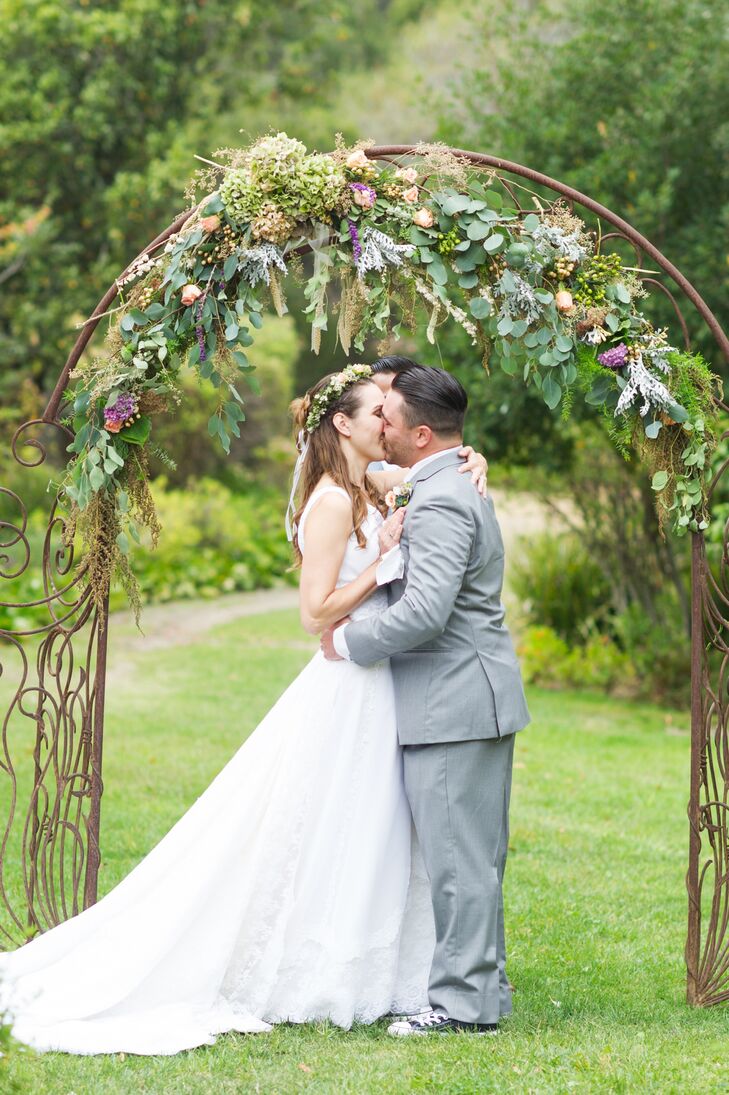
[{"xmin": 344, "ymin": 491, "xmax": 475, "ymax": 666}]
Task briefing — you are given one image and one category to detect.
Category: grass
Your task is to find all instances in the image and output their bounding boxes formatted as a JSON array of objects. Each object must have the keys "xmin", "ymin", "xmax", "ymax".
[{"xmin": 5, "ymin": 607, "xmax": 729, "ymax": 1093}]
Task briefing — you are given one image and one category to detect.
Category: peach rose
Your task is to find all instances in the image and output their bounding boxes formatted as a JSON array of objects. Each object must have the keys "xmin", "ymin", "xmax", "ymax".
[
  {"xmin": 402, "ymin": 186, "xmax": 419, "ymax": 204},
  {"xmin": 385, "ymin": 490, "xmax": 397, "ymax": 509},
  {"xmin": 555, "ymin": 290, "xmax": 574, "ymax": 313},
  {"xmin": 413, "ymin": 207, "xmax": 435, "ymax": 229},
  {"xmin": 200, "ymin": 214, "xmax": 221, "ymax": 234},
  {"xmin": 104, "ymin": 419, "xmax": 122, "ymax": 433},
  {"xmin": 181, "ymin": 284, "xmax": 203, "ymax": 306},
  {"xmin": 352, "ymin": 188, "xmax": 375, "ymax": 210},
  {"xmin": 396, "ymin": 167, "xmax": 418, "ymax": 184},
  {"xmin": 346, "ymin": 149, "xmax": 371, "ymax": 171}
]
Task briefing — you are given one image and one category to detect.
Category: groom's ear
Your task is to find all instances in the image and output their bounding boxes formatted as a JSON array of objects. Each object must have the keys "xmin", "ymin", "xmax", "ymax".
[{"xmin": 414, "ymin": 425, "xmax": 433, "ymax": 449}]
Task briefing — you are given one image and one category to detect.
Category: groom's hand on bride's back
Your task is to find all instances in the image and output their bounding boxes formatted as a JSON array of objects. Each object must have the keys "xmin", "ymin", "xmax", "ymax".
[{"xmin": 321, "ymin": 618, "xmax": 350, "ymax": 661}]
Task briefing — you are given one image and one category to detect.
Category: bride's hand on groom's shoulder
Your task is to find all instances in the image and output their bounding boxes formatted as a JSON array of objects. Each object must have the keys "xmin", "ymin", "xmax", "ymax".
[
  {"xmin": 458, "ymin": 446, "xmax": 488, "ymax": 497},
  {"xmin": 378, "ymin": 509, "xmax": 405, "ymax": 556}
]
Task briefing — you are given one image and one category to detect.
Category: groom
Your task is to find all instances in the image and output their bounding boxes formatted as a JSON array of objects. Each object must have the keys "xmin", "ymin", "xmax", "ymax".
[{"xmin": 321, "ymin": 363, "xmax": 530, "ymax": 1035}]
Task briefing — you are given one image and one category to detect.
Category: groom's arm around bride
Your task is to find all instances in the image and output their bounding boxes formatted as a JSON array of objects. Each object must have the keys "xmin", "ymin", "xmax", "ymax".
[{"xmin": 323, "ymin": 363, "xmax": 530, "ymax": 1032}]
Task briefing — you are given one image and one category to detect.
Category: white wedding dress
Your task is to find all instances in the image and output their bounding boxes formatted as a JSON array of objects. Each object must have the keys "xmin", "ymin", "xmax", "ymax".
[{"xmin": 0, "ymin": 488, "xmax": 434, "ymax": 1055}]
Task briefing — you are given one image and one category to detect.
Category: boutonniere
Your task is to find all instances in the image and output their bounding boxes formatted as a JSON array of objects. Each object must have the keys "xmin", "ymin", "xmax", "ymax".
[{"xmin": 384, "ymin": 481, "xmax": 413, "ymax": 510}]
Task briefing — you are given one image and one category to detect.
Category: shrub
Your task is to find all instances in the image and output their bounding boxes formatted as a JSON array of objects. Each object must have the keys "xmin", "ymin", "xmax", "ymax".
[
  {"xmin": 0, "ymin": 475, "xmax": 296, "ymax": 632},
  {"xmin": 610, "ymin": 596, "xmax": 690, "ymax": 708},
  {"xmin": 511, "ymin": 531, "xmax": 612, "ymax": 645},
  {"xmin": 110, "ymin": 476, "xmax": 295, "ymax": 610},
  {"xmin": 518, "ymin": 625, "xmax": 637, "ymax": 696},
  {"xmin": 512, "ymin": 519, "xmax": 690, "ymax": 705}
]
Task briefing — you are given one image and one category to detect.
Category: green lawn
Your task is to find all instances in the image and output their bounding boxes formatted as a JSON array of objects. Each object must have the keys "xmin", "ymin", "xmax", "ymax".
[{"xmin": 5, "ymin": 608, "xmax": 729, "ymax": 1093}]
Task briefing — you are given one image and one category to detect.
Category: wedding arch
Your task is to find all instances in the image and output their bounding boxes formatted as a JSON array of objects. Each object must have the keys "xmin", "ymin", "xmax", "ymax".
[{"xmin": 2, "ymin": 136, "xmax": 728, "ymax": 1007}]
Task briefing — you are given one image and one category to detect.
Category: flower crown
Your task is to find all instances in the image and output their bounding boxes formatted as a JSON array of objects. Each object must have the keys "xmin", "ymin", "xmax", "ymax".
[{"xmin": 305, "ymin": 363, "xmax": 373, "ymax": 431}]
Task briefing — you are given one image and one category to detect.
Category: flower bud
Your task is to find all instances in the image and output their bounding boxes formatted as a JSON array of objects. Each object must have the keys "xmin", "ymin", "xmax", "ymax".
[
  {"xmin": 395, "ymin": 167, "xmax": 418, "ymax": 184},
  {"xmin": 413, "ymin": 207, "xmax": 435, "ymax": 229},
  {"xmin": 346, "ymin": 149, "xmax": 371, "ymax": 171},
  {"xmin": 352, "ymin": 188, "xmax": 375, "ymax": 209},
  {"xmin": 555, "ymin": 290, "xmax": 574, "ymax": 313},
  {"xmin": 200, "ymin": 215, "xmax": 221, "ymax": 234},
  {"xmin": 181, "ymin": 284, "xmax": 203, "ymax": 306}
]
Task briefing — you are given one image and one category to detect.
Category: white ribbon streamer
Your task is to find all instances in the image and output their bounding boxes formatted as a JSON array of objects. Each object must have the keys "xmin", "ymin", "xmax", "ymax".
[{"xmin": 285, "ymin": 430, "xmax": 309, "ymax": 542}]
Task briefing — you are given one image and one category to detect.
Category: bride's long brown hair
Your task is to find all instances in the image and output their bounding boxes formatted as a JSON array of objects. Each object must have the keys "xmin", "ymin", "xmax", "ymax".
[{"xmin": 289, "ymin": 373, "xmax": 383, "ymax": 566}]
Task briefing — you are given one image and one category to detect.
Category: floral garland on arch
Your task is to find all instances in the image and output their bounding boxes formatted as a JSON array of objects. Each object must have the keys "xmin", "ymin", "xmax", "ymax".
[{"xmin": 60, "ymin": 132, "xmax": 721, "ymax": 618}]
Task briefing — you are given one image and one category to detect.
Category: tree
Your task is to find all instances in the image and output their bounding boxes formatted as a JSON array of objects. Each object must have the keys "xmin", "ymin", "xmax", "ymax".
[
  {"xmin": 436, "ymin": 0, "xmax": 729, "ymax": 368},
  {"xmin": 0, "ymin": 0, "xmax": 432, "ymax": 403}
]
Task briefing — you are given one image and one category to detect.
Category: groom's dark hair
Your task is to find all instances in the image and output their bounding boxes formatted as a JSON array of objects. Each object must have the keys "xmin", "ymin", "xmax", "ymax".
[
  {"xmin": 370, "ymin": 355, "xmax": 417, "ymax": 375},
  {"xmin": 391, "ymin": 364, "xmax": 467, "ymax": 437}
]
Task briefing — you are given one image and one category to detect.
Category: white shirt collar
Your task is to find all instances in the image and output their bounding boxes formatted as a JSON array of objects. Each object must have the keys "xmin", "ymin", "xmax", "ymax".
[{"xmin": 408, "ymin": 445, "xmax": 463, "ymax": 479}]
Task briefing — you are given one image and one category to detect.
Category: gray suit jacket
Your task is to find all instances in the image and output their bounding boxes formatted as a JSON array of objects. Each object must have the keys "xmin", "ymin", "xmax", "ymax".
[{"xmin": 345, "ymin": 451, "xmax": 530, "ymax": 745}]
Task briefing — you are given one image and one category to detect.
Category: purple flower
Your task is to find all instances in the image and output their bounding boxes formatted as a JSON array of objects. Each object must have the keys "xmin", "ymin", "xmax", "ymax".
[
  {"xmin": 196, "ymin": 325, "xmax": 207, "ymax": 363},
  {"xmin": 104, "ymin": 391, "xmax": 138, "ymax": 426},
  {"xmin": 347, "ymin": 218, "xmax": 362, "ymax": 262},
  {"xmin": 598, "ymin": 343, "xmax": 629, "ymax": 370}
]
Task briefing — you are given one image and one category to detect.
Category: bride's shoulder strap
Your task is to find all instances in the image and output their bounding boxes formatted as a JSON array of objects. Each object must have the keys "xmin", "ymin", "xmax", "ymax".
[{"xmin": 298, "ymin": 486, "xmax": 351, "ymax": 553}]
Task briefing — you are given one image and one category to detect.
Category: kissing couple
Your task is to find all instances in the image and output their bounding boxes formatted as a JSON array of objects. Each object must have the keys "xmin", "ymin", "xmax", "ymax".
[{"xmin": 0, "ymin": 356, "xmax": 530, "ymax": 1055}]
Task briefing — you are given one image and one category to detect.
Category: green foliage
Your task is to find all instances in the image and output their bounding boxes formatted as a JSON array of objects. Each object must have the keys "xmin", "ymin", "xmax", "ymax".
[
  {"xmin": 113, "ymin": 477, "xmax": 295, "ymax": 608},
  {"xmin": 438, "ymin": 0, "xmax": 729, "ymax": 367},
  {"xmin": 512, "ymin": 523, "xmax": 690, "ymax": 706},
  {"xmin": 0, "ymin": 1002, "xmax": 24, "ymax": 1094},
  {"xmin": 511, "ymin": 531, "xmax": 612, "ymax": 645},
  {"xmin": 0, "ymin": 0, "xmax": 431, "ymax": 401},
  {"xmin": 0, "ymin": 470, "xmax": 295, "ymax": 632},
  {"xmin": 518, "ymin": 624, "xmax": 636, "ymax": 695},
  {"xmin": 611, "ymin": 595, "xmax": 690, "ymax": 707},
  {"xmin": 146, "ymin": 316, "xmax": 299, "ymax": 490},
  {"xmin": 667, "ymin": 350, "xmax": 722, "ymax": 423}
]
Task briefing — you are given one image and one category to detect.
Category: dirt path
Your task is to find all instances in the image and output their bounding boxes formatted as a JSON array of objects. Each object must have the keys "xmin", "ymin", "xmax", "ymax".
[
  {"xmin": 106, "ymin": 488, "xmax": 566, "ymax": 681},
  {"xmin": 107, "ymin": 587, "xmax": 301, "ymax": 686}
]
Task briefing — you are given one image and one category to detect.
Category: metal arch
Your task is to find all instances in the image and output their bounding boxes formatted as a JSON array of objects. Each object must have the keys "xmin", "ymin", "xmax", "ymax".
[{"xmin": 0, "ymin": 144, "xmax": 727, "ymax": 1010}]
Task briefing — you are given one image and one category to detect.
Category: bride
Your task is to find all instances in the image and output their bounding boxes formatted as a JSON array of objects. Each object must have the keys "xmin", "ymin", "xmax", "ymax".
[{"xmin": 0, "ymin": 362, "xmax": 486, "ymax": 1056}]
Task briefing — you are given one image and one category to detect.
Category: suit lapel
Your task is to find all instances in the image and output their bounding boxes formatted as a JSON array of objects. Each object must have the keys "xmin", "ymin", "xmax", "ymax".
[
  {"xmin": 400, "ymin": 451, "xmax": 464, "ymax": 563},
  {"xmin": 408, "ymin": 451, "xmax": 464, "ymax": 490}
]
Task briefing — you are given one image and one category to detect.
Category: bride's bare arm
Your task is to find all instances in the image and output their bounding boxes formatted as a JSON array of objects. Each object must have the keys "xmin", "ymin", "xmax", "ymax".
[{"xmin": 299, "ymin": 494, "xmax": 404, "ymax": 635}]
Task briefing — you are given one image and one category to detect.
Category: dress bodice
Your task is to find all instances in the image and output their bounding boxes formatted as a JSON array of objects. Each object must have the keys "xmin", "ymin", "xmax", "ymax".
[{"xmin": 298, "ymin": 487, "xmax": 389, "ymax": 621}]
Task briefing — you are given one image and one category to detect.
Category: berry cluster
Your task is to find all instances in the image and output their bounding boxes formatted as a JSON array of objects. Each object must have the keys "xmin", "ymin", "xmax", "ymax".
[
  {"xmin": 487, "ymin": 255, "xmax": 507, "ymax": 279},
  {"xmin": 436, "ymin": 227, "xmax": 461, "ymax": 256},
  {"xmin": 202, "ymin": 223, "xmax": 237, "ymax": 266},
  {"xmin": 137, "ymin": 279, "xmax": 160, "ymax": 309},
  {"xmin": 553, "ymin": 256, "xmax": 576, "ymax": 280},
  {"xmin": 573, "ymin": 252, "xmax": 623, "ymax": 306}
]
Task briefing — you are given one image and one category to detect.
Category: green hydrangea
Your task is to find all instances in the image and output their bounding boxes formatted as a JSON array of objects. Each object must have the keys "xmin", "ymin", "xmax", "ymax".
[
  {"xmin": 283, "ymin": 154, "xmax": 347, "ymax": 218},
  {"xmin": 248, "ymin": 132, "xmax": 307, "ymax": 189},
  {"xmin": 219, "ymin": 167, "xmax": 263, "ymax": 224},
  {"xmin": 219, "ymin": 133, "xmax": 347, "ymax": 229}
]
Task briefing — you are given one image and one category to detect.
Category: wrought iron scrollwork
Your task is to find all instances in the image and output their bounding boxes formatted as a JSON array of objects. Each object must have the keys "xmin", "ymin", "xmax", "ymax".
[{"xmin": 0, "ymin": 418, "xmax": 103, "ymax": 947}]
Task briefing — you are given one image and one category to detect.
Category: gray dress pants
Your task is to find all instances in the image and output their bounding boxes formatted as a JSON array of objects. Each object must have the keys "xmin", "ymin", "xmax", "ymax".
[{"xmin": 403, "ymin": 733, "xmax": 515, "ymax": 1024}]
